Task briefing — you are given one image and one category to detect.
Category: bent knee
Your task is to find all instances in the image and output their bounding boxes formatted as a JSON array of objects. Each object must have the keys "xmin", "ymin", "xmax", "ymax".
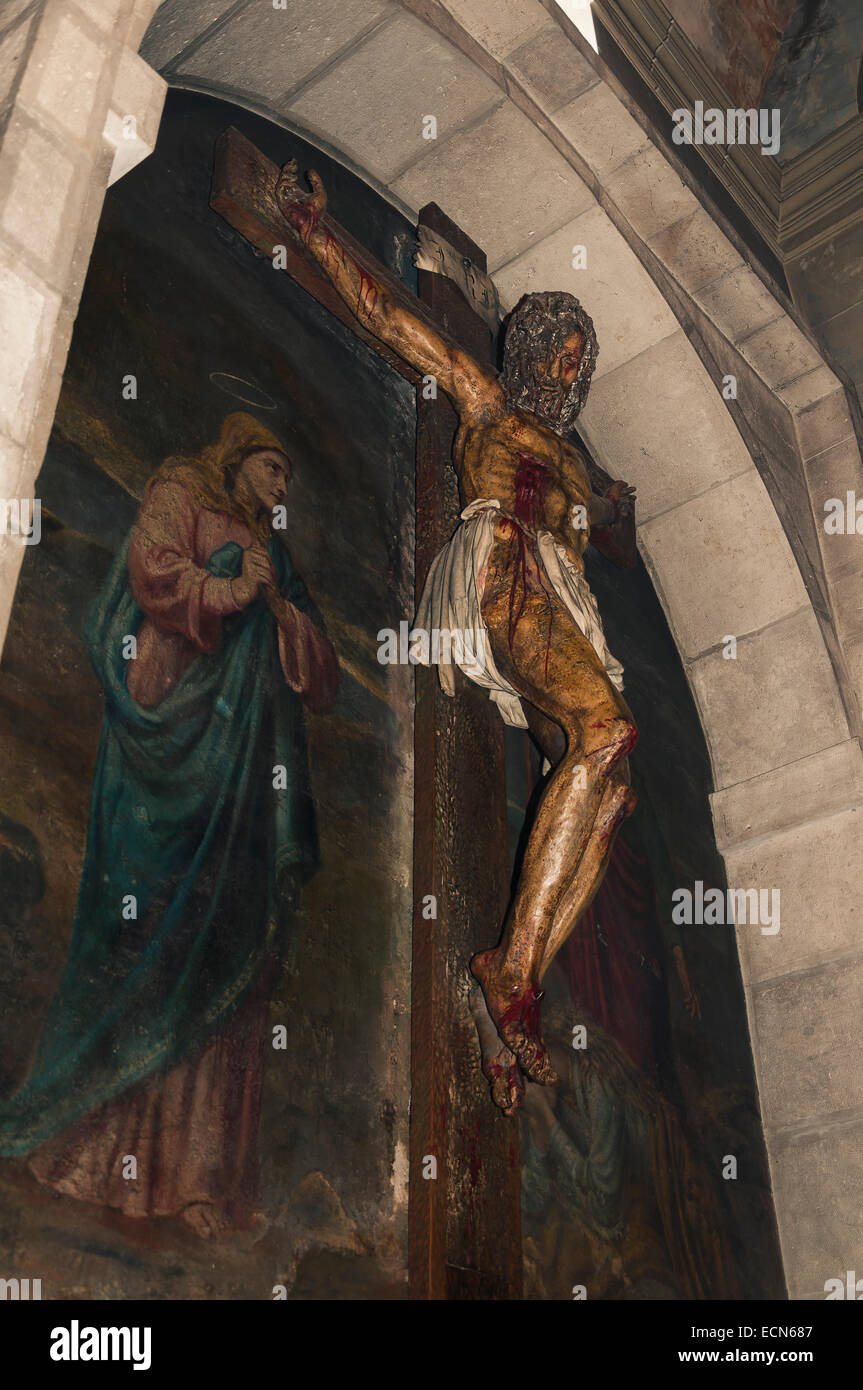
[{"xmin": 581, "ymin": 711, "xmax": 638, "ymax": 771}]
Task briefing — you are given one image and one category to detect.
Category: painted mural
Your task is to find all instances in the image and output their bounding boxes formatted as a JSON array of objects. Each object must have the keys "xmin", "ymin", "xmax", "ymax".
[
  {"xmin": 0, "ymin": 92, "xmax": 416, "ymax": 1299},
  {"xmin": 663, "ymin": 0, "xmax": 797, "ymax": 110}
]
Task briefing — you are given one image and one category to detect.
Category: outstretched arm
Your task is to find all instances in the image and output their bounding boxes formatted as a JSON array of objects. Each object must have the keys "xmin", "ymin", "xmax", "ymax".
[{"xmin": 276, "ymin": 161, "xmax": 504, "ymax": 423}]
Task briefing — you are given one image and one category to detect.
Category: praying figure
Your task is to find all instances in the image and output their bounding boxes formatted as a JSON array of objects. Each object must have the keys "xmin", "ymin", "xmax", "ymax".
[
  {"xmin": 276, "ymin": 161, "xmax": 636, "ymax": 1115},
  {"xmin": 0, "ymin": 412, "xmax": 339, "ymax": 1236}
]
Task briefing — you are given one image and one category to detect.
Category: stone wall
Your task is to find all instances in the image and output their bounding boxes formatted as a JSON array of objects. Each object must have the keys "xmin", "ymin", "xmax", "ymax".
[{"xmin": 0, "ymin": 0, "xmax": 164, "ymax": 654}]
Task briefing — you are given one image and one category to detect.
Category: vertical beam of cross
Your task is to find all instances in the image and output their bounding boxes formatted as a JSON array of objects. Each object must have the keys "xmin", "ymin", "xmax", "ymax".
[{"xmin": 411, "ymin": 203, "xmax": 522, "ymax": 1300}]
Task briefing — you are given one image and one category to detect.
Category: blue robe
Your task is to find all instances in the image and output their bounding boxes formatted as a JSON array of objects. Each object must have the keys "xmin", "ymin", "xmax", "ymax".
[{"xmin": 0, "ymin": 533, "xmax": 321, "ymax": 1155}]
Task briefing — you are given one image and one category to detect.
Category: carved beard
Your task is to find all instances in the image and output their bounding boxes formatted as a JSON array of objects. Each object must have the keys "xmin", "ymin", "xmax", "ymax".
[{"xmin": 505, "ymin": 375, "xmax": 585, "ymax": 437}]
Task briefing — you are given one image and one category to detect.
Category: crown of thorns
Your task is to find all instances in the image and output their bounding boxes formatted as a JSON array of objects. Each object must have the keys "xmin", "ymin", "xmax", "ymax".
[{"xmin": 501, "ymin": 291, "xmax": 599, "ymax": 415}]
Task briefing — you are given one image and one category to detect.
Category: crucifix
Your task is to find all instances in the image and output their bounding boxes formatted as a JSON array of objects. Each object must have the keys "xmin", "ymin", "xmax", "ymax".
[{"xmin": 210, "ymin": 127, "xmax": 637, "ymax": 1299}]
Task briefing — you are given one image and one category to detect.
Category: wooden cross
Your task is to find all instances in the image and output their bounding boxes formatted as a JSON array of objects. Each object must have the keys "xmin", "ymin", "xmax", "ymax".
[{"xmin": 210, "ymin": 126, "xmax": 523, "ymax": 1299}]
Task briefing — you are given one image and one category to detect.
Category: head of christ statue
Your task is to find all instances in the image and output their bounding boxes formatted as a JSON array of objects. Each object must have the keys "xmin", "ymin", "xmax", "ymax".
[{"xmin": 501, "ymin": 291, "xmax": 599, "ymax": 435}]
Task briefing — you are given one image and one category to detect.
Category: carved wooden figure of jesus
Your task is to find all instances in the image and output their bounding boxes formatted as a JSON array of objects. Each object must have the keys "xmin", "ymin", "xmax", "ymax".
[{"xmin": 276, "ymin": 160, "xmax": 638, "ymax": 1116}]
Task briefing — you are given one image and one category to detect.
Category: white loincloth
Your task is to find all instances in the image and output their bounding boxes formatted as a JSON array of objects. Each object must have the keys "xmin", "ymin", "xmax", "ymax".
[{"xmin": 413, "ymin": 498, "xmax": 624, "ymax": 730}]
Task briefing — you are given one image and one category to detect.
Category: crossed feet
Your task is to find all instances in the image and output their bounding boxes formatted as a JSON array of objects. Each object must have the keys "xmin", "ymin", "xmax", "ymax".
[{"xmin": 469, "ymin": 948, "xmax": 560, "ymax": 1116}]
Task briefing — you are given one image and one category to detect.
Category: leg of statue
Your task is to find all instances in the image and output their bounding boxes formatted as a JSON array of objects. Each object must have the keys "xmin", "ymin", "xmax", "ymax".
[
  {"xmin": 468, "ymin": 755, "xmax": 632, "ymax": 1110},
  {"xmin": 537, "ymin": 762, "xmax": 635, "ymax": 979},
  {"xmin": 470, "ymin": 520, "xmax": 637, "ymax": 1087},
  {"xmin": 519, "ymin": 701, "xmax": 636, "ymax": 977},
  {"xmin": 468, "ymin": 701, "xmax": 563, "ymax": 1116},
  {"xmin": 520, "ymin": 701, "xmax": 636, "ymax": 976}
]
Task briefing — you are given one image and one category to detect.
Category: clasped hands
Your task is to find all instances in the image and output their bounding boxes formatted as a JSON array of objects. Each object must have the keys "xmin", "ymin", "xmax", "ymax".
[{"xmin": 232, "ymin": 542, "xmax": 292, "ymax": 624}]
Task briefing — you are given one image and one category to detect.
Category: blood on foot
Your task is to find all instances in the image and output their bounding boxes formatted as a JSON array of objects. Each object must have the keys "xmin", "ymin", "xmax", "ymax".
[
  {"xmin": 497, "ymin": 985, "xmax": 559, "ymax": 1086},
  {"xmin": 471, "ymin": 950, "xmax": 559, "ymax": 1087},
  {"xmin": 482, "ymin": 1048, "xmax": 525, "ymax": 1115}
]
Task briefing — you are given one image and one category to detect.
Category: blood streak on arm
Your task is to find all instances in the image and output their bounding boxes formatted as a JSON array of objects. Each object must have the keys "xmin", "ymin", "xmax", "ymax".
[{"xmin": 356, "ymin": 269, "xmax": 378, "ymax": 320}]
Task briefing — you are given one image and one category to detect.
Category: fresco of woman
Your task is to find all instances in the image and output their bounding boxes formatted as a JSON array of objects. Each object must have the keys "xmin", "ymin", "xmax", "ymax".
[{"xmin": 0, "ymin": 412, "xmax": 339, "ymax": 1238}]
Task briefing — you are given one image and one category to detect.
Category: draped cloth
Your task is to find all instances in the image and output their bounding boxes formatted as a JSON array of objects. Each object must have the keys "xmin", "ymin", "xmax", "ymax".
[
  {"xmin": 0, "ymin": 415, "xmax": 336, "ymax": 1170},
  {"xmin": 413, "ymin": 498, "xmax": 624, "ymax": 729}
]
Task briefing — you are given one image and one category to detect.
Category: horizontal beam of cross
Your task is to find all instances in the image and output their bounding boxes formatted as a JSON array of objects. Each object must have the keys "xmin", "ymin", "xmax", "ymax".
[{"xmin": 210, "ymin": 126, "xmax": 430, "ymax": 385}]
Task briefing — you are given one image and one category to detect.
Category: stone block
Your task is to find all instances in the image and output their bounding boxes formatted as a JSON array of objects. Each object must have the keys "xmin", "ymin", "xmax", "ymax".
[
  {"xmin": 579, "ymin": 329, "xmax": 752, "ymax": 522},
  {"xmin": 753, "ymin": 955, "xmax": 863, "ymax": 1130},
  {"xmin": 689, "ymin": 608, "xmax": 849, "ymax": 790},
  {"xmin": 769, "ymin": 1122, "xmax": 863, "ymax": 1299},
  {"xmin": 177, "ymin": 0, "xmax": 393, "ymax": 105},
  {"xmin": 555, "ymin": 79, "xmax": 651, "ymax": 178},
  {"xmin": 493, "ymin": 203, "xmax": 676, "ymax": 377},
  {"xmin": 725, "ymin": 805, "xmax": 863, "ymax": 984},
  {"xmin": 0, "ymin": 113, "xmax": 83, "ymax": 287},
  {"xmin": 71, "ymin": 0, "xmax": 130, "ymax": 33},
  {"xmin": 16, "ymin": 3, "xmax": 110, "ymax": 145},
  {"xmin": 778, "ymin": 363, "xmax": 839, "ymax": 413},
  {"xmin": 289, "ymin": 9, "xmax": 500, "ymax": 184},
  {"xmin": 639, "ymin": 467, "xmax": 807, "ymax": 659},
  {"xmin": 828, "ymin": 569, "xmax": 863, "ymax": 647},
  {"xmin": 804, "ymin": 435, "xmax": 863, "ymax": 581},
  {"xmin": 0, "ymin": 428, "xmax": 25, "ymax": 498},
  {"xmin": 712, "ymin": 737, "xmax": 863, "ymax": 851},
  {"xmin": 817, "ymin": 300, "xmax": 863, "ymax": 392},
  {"xmin": 695, "ymin": 264, "xmax": 784, "ymax": 345},
  {"xmin": 795, "ymin": 384, "xmax": 856, "ymax": 462},
  {"xmin": 787, "ymin": 222, "xmax": 863, "ymax": 326},
  {"xmin": 63, "ymin": 142, "xmax": 117, "ymax": 306},
  {"xmin": 738, "ymin": 314, "xmax": 825, "ymax": 391},
  {"xmin": 842, "ymin": 635, "xmax": 863, "ymax": 710},
  {"xmin": 0, "ymin": 9, "xmax": 34, "ymax": 114},
  {"xmin": 0, "ymin": 249, "xmax": 61, "ymax": 444},
  {"xmin": 104, "ymin": 45, "xmax": 166, "ymax": 185},
  {"xmin": 444, "ymin": 0, "xmax": 546, "ymax": 57},
  {"xmin": 603, "ymin": 142, "xmax": 699, "ymax": 242},
  {"xmin": 392, "ymin": 100, "xmax": 595, "ymax": 270},
  {"xmin": 0, "ymin": 529, "xmax": 27, "ymax": 653},
  {"xmin": 648, "ymin": 205, "xmax": 742, "ymax": 295},
  {"xmin": 139, "ymin": 0, "xmax": 238, "ymax": 68},
  {"xmin": 507, "ymin": 21, "xmax": 598, "ymax": 113},
  {"xmin": 27, "ymin": 300, "xmax": 75, "ymax": 471}
]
